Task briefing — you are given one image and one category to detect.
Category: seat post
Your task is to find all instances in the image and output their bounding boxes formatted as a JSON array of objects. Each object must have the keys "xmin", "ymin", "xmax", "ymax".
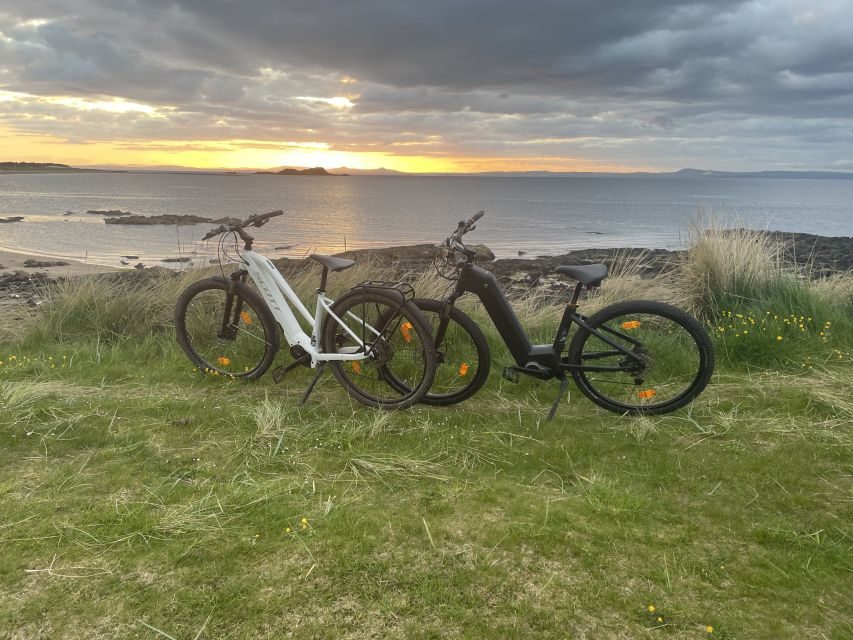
[
  {"xmin": 318, "ymin": 266, "xmax": 329, "ymax": 293},
  {"xmin": 569, "ymin": 281, "xmax": 584, "ymax": 305}
]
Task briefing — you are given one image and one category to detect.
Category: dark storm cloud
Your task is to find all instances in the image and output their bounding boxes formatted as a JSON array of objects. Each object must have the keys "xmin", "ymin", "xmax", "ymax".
[{"xmin": 0, "ymin": 0, "xmax": 851, "ymax": 169}]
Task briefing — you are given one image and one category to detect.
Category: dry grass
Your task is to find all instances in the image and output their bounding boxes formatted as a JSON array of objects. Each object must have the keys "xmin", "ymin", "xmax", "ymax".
[
  {"xmin": 0, "ymin": 379, "xmax": 87, "ymax": 424},
  {"xmin": 586, "ymin": 248, "xmax": 680, "ymax": 313},
  {"xmin": 677, "ymin": 215, "xmax": 785, "ymax": 316},
  {"xmin": 812, "ymin": 270, "xmax": 853, "ymax": 304},
  {"xmin": 26, "ymin": 270, "xmax": 205, "ymax": 343},
  {"xmin": 346, "ymin": 453, "xmax": 448, "ymax": 485}
]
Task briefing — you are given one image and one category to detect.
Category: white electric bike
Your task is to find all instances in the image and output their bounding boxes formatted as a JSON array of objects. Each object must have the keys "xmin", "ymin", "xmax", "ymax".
[{"xmin": 175, "ymin": 210, "xmax": 437, "ymax": 409}]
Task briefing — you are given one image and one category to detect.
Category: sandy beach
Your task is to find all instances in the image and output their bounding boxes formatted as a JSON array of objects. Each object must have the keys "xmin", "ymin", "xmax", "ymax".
[
  {"xmin": 0, "ymin": 248, "xmax": 123, "ymax": 322},
  {"xmin": 0, "ymin": 248, "xmax": 122, "ymax": 278}
]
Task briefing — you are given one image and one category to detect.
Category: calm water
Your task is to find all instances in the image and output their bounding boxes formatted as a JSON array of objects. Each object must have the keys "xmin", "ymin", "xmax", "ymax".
[{"xmin": 0, "ymin": 172, "xmax": 851, "ymax": 267}]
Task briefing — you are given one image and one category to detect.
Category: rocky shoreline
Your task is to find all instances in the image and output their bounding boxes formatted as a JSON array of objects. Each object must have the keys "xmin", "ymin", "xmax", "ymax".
[
  {"xmin": 103, "ymin": 214, "xmax": 242, "ymax": 225},
  {"xmin": 2, "ymin": 231, "xmax": 851, "ymax": 302},
  {"xmin": 272, "ymin": 229, "xmax": 853, "ymax": 287}
]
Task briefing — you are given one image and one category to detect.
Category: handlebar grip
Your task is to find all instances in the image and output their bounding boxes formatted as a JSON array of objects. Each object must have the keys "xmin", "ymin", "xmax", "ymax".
[
  {"xmin": 469, "ymin": 210, "xmax": 484, "ymax": 225},
  {"xmin": 248, "ymin": 209, "xmax": 283, "ymax": 228}
]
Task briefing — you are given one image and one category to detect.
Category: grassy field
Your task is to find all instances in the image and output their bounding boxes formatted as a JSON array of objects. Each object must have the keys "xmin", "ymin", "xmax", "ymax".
[{"xmin": 1, "ymin": 228, "xmax": 851, "ymax": 639}]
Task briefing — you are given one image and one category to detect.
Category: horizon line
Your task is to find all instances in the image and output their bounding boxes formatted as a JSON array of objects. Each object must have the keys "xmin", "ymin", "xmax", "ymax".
[{"xmin": 6, "ymin": 162, "xmax": 853, "ymax": 177}]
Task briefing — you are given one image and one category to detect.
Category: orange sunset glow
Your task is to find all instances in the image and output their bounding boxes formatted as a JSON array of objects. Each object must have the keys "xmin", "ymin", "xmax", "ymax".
[{"xmin": 2, "ymin": 3, "xmax": 851, "ymax": 173}]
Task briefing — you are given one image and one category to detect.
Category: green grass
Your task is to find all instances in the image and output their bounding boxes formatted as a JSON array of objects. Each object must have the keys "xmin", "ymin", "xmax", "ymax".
[{"xmin": 2, "ymin": 226, "xmax": 852, "ymax": 638}]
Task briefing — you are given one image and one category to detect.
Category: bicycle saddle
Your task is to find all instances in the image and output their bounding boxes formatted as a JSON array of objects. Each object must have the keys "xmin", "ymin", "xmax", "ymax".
[
  {"xmin": 310, "ymin": 254, "xmax": 356, "ymax": 272},
  {"xmin": 555, "ymin": 263, "xmax": 608, "ymax": 286}
]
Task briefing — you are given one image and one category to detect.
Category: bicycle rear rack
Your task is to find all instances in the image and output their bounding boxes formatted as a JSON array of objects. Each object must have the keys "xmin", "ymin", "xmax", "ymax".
[{"xmin": 353, "ymin": 281, "xmax": 415, "ymax": 302}]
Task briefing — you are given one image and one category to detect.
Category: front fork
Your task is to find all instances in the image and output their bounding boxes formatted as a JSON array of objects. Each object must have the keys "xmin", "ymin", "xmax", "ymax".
[
  {"xmin": 218, "ymin": 269, "xmax": 248, "ymax": 340},
  {"xmin": 432, "ymin": 290, "xmax": 464, "ymax": 360}
]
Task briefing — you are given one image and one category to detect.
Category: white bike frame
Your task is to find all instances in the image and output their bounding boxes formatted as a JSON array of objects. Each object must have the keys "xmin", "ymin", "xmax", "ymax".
[{"xmin": 240, "ymin": 250, "xmax": 379, "ymax": 367}]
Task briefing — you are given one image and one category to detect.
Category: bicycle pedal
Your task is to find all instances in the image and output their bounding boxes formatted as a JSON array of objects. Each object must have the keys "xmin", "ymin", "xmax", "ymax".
[
  {"xmin": 271, "ymin": 356, "xmax": 310, "ymax": 384},
  {"xmin": 502, "ymin": 366, "xmax": 520, "ymax": 384}
]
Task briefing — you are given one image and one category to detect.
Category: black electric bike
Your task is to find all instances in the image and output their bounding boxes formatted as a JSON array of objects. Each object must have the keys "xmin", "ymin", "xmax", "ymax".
[{"xmin": 394, "ymin": 212, "xmax": 715, "ymax": 418}]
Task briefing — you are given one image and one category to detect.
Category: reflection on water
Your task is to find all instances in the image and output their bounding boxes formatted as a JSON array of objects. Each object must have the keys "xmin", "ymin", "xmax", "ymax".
[{"xmin": 1, "ymin": 172, "xmax": 851, "ymax": 268}]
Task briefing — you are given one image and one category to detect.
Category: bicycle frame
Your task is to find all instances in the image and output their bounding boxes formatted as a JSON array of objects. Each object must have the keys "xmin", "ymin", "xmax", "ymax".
[
  {"xmin": 445, "ymin": 262, "xmax": 644, "ymax": 379},
  {"xmin": 235, "ymin": 250, "xmax": 375, "ymax": 367}
]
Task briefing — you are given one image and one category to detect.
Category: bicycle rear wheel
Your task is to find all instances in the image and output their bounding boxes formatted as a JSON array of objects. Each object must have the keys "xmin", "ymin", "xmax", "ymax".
[
  {"xmin": 566, "ymin": 300, "xmax": 714, "ymax": 414},
  {"xmin": 175, "ymin": 277, "xmax": 279, "ymax": 379},
  {"xmin": 323, "ymin": 288, "xmax": 437, "ymax": 410},
  {"xmin": 384, "ymin": 299, "xmax": 491, "ymax": 406}
]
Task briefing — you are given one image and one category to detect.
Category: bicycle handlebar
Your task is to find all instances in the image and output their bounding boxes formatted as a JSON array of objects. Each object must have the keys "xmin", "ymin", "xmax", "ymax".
[
  {"xmin": 445, "ymin": 210, "xmax": 485, "ymax": 247},
  {"xmin": 202, "ymin": 209, "xmax": 283, "ymax": 241},
  {"xmin": 437, "ymin": 210, "xmax": 485, "ymax": 270}
]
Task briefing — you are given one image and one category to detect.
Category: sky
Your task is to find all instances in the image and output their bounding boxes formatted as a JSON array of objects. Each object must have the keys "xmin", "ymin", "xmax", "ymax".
[{"xmin": 1, "ymin": 1, "xmax": 852, "ymax": 173}]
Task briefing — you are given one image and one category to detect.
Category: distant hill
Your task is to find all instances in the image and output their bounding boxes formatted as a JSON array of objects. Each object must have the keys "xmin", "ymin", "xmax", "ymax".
[
  {"xmin": 9, "ymin": 161, "xmax": 853, "ymax": 179},
  {"xmin": 671, "ymin": 168, "xmax": 853, "ymax": 180},
  {"xmin": 1, "ymin": 162, "xmax": 73, "ymax": 170},
  {"xmin": 449, "ymin": 168, "xmax": 853, "ymax": 179},
  {"xmin": 256, "ymin": 166, "xmax": 347, "ymax": 176},
  {"xmin": 0, "ymin": 162, "xmax": 110, "ymax": 173},
  {"xmin": 329, "ymin": 166, "xmax": 407, "ymax": 176},
  {"xmin": 278, "ymin": 166, "xmax": 330, "ymax": 176}
]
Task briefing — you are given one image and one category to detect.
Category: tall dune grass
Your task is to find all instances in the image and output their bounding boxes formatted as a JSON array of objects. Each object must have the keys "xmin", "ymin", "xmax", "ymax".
[
  {"xmin": 678, "ymin": 221, "xmax": 784, "ymax": 315},
  {"xmin": 679, "ymin": 216, "xmax": 852, "ymax": 366}
]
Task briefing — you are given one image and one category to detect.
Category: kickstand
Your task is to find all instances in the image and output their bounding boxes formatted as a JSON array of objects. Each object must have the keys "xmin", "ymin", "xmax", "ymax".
[
  {"xmin": 547, "ymin": 375, "xmax": 571, "ymax": 421},
  {"xmin": 300, "ymin": 364, "xmax": 325, "ymax": 405}
]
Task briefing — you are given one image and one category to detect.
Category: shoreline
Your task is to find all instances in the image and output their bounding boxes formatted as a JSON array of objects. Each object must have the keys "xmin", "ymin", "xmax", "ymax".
[
  {"xmin": 2, "ymin": 230, "xmax": 851, "ymax": 299},
  {"xmin": 0, "ymin": 249, "xmax": 122, "ymax": 300},
  {"xmin": 281, "ymin": 229, "xmax": 853, "ymax": 287},
  {"xmin": 0, "ymin": 248, "xmax": 123, "ymax": 278}
]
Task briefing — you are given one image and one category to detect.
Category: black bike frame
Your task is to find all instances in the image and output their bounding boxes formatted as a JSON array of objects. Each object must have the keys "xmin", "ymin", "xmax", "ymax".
[{"xmin": 443, "ymin": 262, "xmax": 644, "ymax": 379}]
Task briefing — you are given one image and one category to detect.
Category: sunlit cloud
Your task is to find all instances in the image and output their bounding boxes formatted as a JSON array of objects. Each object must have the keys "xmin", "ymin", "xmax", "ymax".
[
  {"xmin": 0, "ymin": 90, "xmax": 163, "ymax": 115},
  {"xmin": 294, "ymin": 96, "xmax": 355, "ymax": 109},
  {"xmin": 16, "ymin": 18, "xmax": 50, "ymax": 28},
  {"xmin": 50, "ymin": 97, "xmax": 160, "ymax": 115},
  {"xmin": 0, "ymin": 1, "xmax": 850, "ymax": 171}
]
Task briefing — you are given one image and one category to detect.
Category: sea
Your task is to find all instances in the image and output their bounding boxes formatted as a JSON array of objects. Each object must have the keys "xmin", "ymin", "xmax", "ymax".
[{"xmin": 0, "ymin": 172, "xmax": 851, "ymax": 268}]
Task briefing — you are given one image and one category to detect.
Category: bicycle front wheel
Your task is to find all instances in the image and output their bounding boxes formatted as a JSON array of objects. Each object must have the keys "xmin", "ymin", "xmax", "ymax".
[
  {"xmin": 566, "ymin": 300, "xmax": 714, "ymax": 414},
  {"xmin": 175, "ymin": 277, "xmax": 279, "ymax": 379},
  {"xmin": 323, "ymin": 288, "xmax": 436, "ymax": 410}
]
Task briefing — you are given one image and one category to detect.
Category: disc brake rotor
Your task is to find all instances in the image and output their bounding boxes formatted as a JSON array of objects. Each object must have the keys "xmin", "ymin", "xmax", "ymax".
[{"xmin": 622, "ymin": 346, "xmax": 653, "ymax": 384}]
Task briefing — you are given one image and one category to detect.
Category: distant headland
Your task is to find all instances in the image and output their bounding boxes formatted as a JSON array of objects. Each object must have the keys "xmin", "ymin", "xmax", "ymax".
[
  {"xmin": 3, "ymin": 161, "xmax": 852, "ymax": 179},
  {"xmin": 254, "ymin": 166, "xmax": 347, "ymax": 176},
  {"xmin": 0, "ymin": 162, "xmax": 107, "ymax": 173}
]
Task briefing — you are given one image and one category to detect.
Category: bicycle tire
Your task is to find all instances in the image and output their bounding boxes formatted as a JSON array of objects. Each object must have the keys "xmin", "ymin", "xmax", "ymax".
[
  {"xmin": 566, "ymin": 300, "xmax": 714, "ymax": 415},
  {"xmin": 322, "ymin": 288, "xmax": 437, "ymax": 410},
  {"xmin": 385, "ymin": 299, "xmax": 491, "ymax": 406},
  {"xmin": 175, "ymin": 276, "xmax": 279, "ymax": 379}
]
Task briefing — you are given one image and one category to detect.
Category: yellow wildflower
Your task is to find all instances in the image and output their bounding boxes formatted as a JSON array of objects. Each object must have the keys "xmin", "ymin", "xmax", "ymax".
[{"xmin": 647, "ymin": 604, "xmax": 655, "ymax": 613}]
